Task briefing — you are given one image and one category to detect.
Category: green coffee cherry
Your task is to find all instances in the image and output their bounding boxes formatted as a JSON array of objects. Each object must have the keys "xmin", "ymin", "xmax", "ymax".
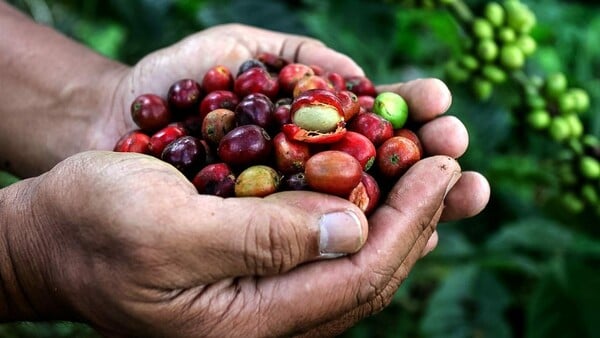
[
  {"xmin": 482, "ymin": 64, "xmax": 507, "ymax": 83},
  {"xmin": 544, "ymin": 73, "xmax": 568, "ymax": 99},
  {"xmin": 505, "ymin": 1, "xmax": 535, "ymax": 33},
  {"xmin": 565, "ymin": 115, "xmax": 583, "ymax": 138},
  {"xmin": 558, "ymin": 92, "xmax": 577, "ymax": 114},
  {"xmin": 516, "ymin": 35, "xmax": 537, "ymax": 56},
  {"xmin": 526, "ymin": 109, "xmax": 551, "ymax": 130},
  {"xmin": 568, "ymin": 139, "xmax": 584, "ymax": 156},
  {"xmin": 498, "ymin": 27, "xmax": 516, "ymax": 43},
  {"xmin": 500, "ymin": 44, "xmax": 525, "ymax": 69},
  {"xmin": 526, "ymin": 93, "xmax": 546, "ymax": 110},
  {"xmin": 549, "ymin": 116, "xmax": 571, "ymax": 141},
  {"xmin": 484, "ymin": 2, "xmax": 505, "ymax": 27},
  {"xmin": 569, "ymin": 88, "xmax": 590, "ymax": 113},
  {"xmin": 581, "ymin": 184, "xmax": 599, "ymax": 205},
  {"xmin": 580, "ymin": 156, "xmax": 600, "ymax": 179},
  {"xmin": 477, "ymin": 39, "xmax": 499, "ymax": 62},
  {"xmin": 445, "ymin": 61, "xmax": 470, "ymax": 82},
  {"xmin": 582, "ymin": 135, "xmax": 600, "ymax": 148},
  {"xmin": 472, "ymin": 77, "xmax": 493, "ymax": 100},
  {"xmin": 473, "ymin": 18, "xmax": 494, "ymax": 39},
  {"xmin": 372, "ymin": 92, "xmax": 409, "ymax": 129},
  {"xmin": 460, "ymin": 54, "xmax": 480, "ymax": 71},
  {"xmin": 561, "ymin": 192, "xmax": 585, "ymax": 214}
]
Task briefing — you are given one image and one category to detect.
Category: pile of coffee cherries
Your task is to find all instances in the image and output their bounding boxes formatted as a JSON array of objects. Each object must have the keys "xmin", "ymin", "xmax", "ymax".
[{"xmin": 114, "ymin": 52, "xmax": 423, "ymax": 215}]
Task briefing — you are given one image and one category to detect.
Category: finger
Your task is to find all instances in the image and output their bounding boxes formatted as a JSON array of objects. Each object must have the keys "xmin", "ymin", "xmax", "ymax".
[
  {"xmin": 418, "ymin": 115, "xmax": 469, "ymax": 158},
  {"xmin": 294, "ymin": 205, "xmax": 444, "ymax": 337},
  {"xmin": 233, "ymin": 156, "xmax": 461, "ymax": 337},
  {"xmin": 279, "ymin": 37, "xmax": 366, "ymax": 77},
  {"xmin": 421, "ymin": 231, "xmax": 439, "ymax": 257},
  {"xmin": 221, "ymin": 24, "xmax": 365, "ymax": 76},
  {"xmin": 161, "ymin": 190, "xmax": 369, "ymax": 284},
  {"xmin": 376, "ymin": 78, "xmax": 452, "ymax": 123},
  {"xmin": 441, "ymin": 171, "xmax": 490, "ymax": 221}
]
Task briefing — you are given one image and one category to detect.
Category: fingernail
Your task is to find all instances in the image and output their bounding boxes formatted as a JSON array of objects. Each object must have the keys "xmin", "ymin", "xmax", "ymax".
[
  {"xmin": 445, "ymin": 171, "xmax": 462, "ymax": 198},
  {"xmin": 319, "ymin": 210, "xmax": 363, "ymax": 257}
]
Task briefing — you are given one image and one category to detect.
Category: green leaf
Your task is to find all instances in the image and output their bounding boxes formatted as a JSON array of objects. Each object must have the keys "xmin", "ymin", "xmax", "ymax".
[
  {"xmin": 485, "ymin": 218, "xmax": 574, "ymax": 254},
  {"xmin": 485, "ymin": 217, "xmax": 600, "ymax": 259},
  {"xmin": 526, "ymin": 257, "xmax": 600, "ymax": 338},
  {"xmin": 0, "ymin": 171, "xmax": 20, "ymax": 188},
  {"xmin": 420, "ymin": 264, "xmax": 512, "ymax": 338}
]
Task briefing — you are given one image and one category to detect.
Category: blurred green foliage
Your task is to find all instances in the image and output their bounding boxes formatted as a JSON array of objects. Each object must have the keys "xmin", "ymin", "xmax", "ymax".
[{"xmin": 1, "ymin": 0, "xmax": 599, "ymax": 337}]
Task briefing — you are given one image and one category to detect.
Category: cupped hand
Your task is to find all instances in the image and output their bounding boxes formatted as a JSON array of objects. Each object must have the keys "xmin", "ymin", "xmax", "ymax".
[
  {"xmin": 91, "ymin": 23, "xmax": 363, "ymax": 151},
  {"xmin": 20, "ymin": 150, "xmax": 468, "ymax": 338},
  {"xmin": 39, "ymin": 23, "xmax": 491, "ymax": 337}
]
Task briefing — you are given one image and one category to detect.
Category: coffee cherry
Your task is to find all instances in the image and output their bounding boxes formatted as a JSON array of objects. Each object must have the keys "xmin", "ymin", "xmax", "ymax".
[
  {"xmin": 460, "ymin": 55, "xmax": 480, "ymax": 71},
  {"xmin": 161, "ymin": 136, "xmax": 206, "ymax": 178},
  {"xmin": 561, "ymin": 192, "xmax": 585, "ymax": 214},
  {"xmin": 581, "ymin": 184, "xmax": 599, "ymax": 205},
  {"xmin": 580, "ymin": 156, "xmax": 600, "ymax": 179},
  {"xmin": 516, "ymin": 35, "xmax": 537, "ymax": 56},
  {"xmin": 498, "ymin": 27, "xmax": 517, "ymax": 43},
  {"xmin": 482, "ymin": 64, "xmax": 507, "ymax": 84},
  {"xmin": 500, "ymin": 44, "xmax": 525, "ymax": 69},
  {"xmin": 445, "ymin": 61, "xmax": 470, "ymax": 82},
  {"xmin": 472, "ymin": 18, "xmax": 494, "ymax": 39},
  {"xmin": 130, "ymin": 94, "xmax": 171, "ymax": 133},
  {"xmin": 484, "ymin": 2, "xmax": 505, "ymax": 27},
  {"xmin": 477, "ymin": 39, "xmax": 499, "ymax": 62},
  {"xmin": 526, "ymin": 109, "xmax": 551, "ymax": 130},
  {"xmin": 544, "ymin": 73, "xmax": 568, "ymax": 99},
  {"xmin": 569, "ymin": 88, "xmax": 590, "ymax": 113},
  {"xmin": 565, "ymin": 115, "xmax": 583, "ymax": 138},
  {"xmin": 472, "ymin": 77, "xmax": 493, "ymax": 100},
  {"xmin": 558, "ymin": 92, "xmax": 577, "ymax": 114},
  {"xmin": 235, "ymin": 165, "xmax": 280, "ymax": 197},
  {"xmin": 549, "ymin": 116, "xmax": 571, "ymax": 142},
  {"xmin": 372, "ymin": 92, "xmax": 409, "ymax": 129}
]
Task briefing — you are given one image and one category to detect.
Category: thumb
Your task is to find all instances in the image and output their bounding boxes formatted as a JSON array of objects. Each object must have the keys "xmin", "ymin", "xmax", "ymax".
[{"xmin": 175, "ymin": 191, "xmax": 368, "ymax": 280}]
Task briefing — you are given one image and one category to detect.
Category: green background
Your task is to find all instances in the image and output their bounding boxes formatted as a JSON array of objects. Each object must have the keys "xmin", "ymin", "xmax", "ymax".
[{"xmin": 1, "ymin": 0, "xmax": 599, "ymax": 337}]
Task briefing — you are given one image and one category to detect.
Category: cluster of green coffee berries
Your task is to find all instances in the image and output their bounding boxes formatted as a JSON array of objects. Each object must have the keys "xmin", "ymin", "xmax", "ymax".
[
  {"xmin": 445, "ymin": 0, "xmax": 537, "ymax": 100},
  {"xmin": 524, "ymin": 72, "xmax": 589, "ymax": 142},
  {"xmin": 556, "ymin": 135, "xmax": 600, "ymax": 214}
]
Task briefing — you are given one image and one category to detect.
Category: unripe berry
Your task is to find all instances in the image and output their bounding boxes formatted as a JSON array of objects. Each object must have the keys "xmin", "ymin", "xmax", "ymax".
[
  {"xmin": 516, "ymin": 35, "xmax": 537, "ymax": 56},
  {"xmin": 498, "ymin": 27, "xmax": 517, "ymax": 43},
  {"xmin": 482, "ymin": 64, "xmax": 507, "ymax": 83},
  {"xmin": 549, "ymin": 116, "xmax": 571, "ymax": 141},
  {"xmin": 484, "ymin": 2, "xmax": 505, "ymax": 27},
  {"xmin": 477, "ymin": 39, "xmax": 499, "ymax": 62},
  {"xmin": 526, "ymin": 93, "xmax": 546, "ymax": 110},
  {"xmin": 460, "ymin": 55, "xmax": 480, "ymax": 71},
  {"xmin": 558, "ymin": 92, "xmax": 577, "ymax": 114},
  {"xmin": 561, "ymin": 192, "xmax": 585, "ymax": 214},
  {"xmin": 544, "ymin": 73, "xmax": 568, "ymax": 99},
  {"xmin": 569, "ymin": 88, "xmax": 590, "ymax": 113},
  {"xmin": 472, "ymin": 18, "xmax": 494, "ymax": 40},
  {"xmin": 505, "ymin": 1, "xmax": 535, "ymax": 33},
  {"xmin": 445, "ymin": 61, "xmax": 470, "ymax": 82},
  {"xmin": 526, "ymin": 109, "xmax": 551, "ymax": 130},
  {"xmin": 565, "ymin": 115, "xmax": 583, "ymax": 138},
  {"xmin": 472, "ymin": 77, "xmax": 493, "ymax": 100},
  {"xmin": 581, "ymin": 184, "xmax": 599, "ymax": 204},
  {"xmin": 580, "ymin": 156, "xmax": 600, "ymax": 179},
  {"xmin": 500, "ymin": 44, "xmax": 525, "ymax": 69}
]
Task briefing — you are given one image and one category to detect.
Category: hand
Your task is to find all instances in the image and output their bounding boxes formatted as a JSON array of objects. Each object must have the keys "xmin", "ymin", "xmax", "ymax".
[
  {"xmin": 89, "ymin": 23, "xmax": 366, "ymax": 151},
  {"xmin": 6, "ymin": 74, "xmax": 488, "ymax": 338}
]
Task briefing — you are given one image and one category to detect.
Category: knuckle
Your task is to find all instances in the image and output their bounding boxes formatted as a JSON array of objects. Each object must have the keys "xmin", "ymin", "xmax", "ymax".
[{"xmin": 243, "ymin": 206, "xmax": 303, "ymax": 275}]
